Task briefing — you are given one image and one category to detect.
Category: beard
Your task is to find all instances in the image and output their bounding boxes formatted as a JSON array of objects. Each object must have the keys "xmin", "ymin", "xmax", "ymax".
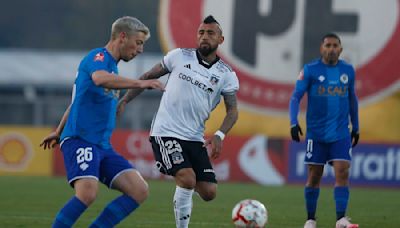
[
  {"xmin": 121, "ymin": 53, "xmax": 135, "ymax": 62},
  {"xmin": 325, "ymin": 52, "xmax": 339, "ymax": 65},
  {"xmin": 198, "ymin": 44, "xmax": 218, "ymax": 57}
]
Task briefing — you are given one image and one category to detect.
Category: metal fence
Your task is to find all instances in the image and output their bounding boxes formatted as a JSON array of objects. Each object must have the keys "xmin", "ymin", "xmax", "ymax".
[{"xmin": 0, "ymin": 50, "xmax": 164, "ymax": 130}]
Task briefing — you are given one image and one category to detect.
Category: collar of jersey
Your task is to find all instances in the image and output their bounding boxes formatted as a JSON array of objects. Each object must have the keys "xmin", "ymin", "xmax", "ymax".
[
  {"xmin": 196, "ymin": 50, "xmax": 220, "ymax": 69},
  {"xmin": 103, "ymin": 47, "xmax": 117, "ymax": 64}
]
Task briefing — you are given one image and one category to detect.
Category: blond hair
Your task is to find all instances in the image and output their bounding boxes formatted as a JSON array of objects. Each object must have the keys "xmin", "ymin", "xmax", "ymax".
[{"xmin": 111, "ymin": 16, "xmax": 150, "ymax": 40}]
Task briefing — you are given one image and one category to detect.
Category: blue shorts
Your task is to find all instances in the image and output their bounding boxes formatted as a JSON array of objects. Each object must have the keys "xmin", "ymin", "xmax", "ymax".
[
  {"xmin": 304, "ymin": 137, "xmax": 352, "ymax": 165},
  {"xmin": 60, "ymin": 137, "xmax": 134, "ymax": 188}
]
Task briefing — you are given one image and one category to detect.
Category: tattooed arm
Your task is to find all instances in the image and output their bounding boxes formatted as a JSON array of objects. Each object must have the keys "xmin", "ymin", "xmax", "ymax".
[
  {"xmin": 120, "ymin": 63, "xmax": 169, "ymax": 103},
  {"xmin": 206, "ymin": 93, "xmax": 239, "ymax": 160},
  {"xmin": 218, "ymin": 93, "xmax": 239, "ymax": 134},
  {"xmin": 117, "ymin": 63, "xmax": 169, "ymax": 116}
]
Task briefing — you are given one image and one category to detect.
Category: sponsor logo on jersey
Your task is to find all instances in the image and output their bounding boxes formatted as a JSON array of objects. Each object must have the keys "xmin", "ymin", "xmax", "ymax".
[
  {"xmin": 340, "ymin": 74, "xmax": 349, "ymax": 84},
  {"xmin": 318, "ymin": 85, "xmax": 348, "ymax": 97},
  {"xmin": 94, "ymin": 52, "xmax": 104, "ymax": 62},
  {"xmin": 318, "ymin": 75, "xmax": 325, "ymax": 82},
  {"xmin": 104, "ymin": 88, "xmax": 120, "ymax": 99},
  {"xmin": 184, "ymin": 64, "xmax": 191, "ymax": 69},
  {"xmin": 179, "ymin": 73, "xmax": 214, "ymax": 94},
  {"xmin": 210, "ymin": 76, "xmax": 219, "ymax": 85}
]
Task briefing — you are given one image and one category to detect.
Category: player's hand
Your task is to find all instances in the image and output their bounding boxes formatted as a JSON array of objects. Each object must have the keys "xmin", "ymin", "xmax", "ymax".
[
  {"xmin": 203, "ymin": 135, "xmax": 223, "ymax": 160},
  {"xmin": 140, "ymin": 79, "xmax": 165, "ymax": 91},
  {"xmin": 351, "ymin": 130, "xmax": 359, "ymax": 147},
  {"xmin": 40, "ymin": 132, "xmax": 60, "ymax": 150},
  {"xmin": 290, "ymin": 124, "xmax": 303, "ymax": 142}
]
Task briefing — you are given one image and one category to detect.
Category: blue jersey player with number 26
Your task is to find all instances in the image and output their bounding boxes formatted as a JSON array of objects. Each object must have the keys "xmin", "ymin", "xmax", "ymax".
[
  {"xmin": 40, "ymin": 16, "xmax": 164, "ymax": 227},
  {"xmin": 289, "ymin": 33, "xmax": 360, "ymax": 228}
]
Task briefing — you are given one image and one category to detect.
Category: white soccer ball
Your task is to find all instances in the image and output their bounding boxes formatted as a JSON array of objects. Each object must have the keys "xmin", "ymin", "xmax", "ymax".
[{"xmin": 232, "ymin": 199, "xmax": 268, "ymax": 228}]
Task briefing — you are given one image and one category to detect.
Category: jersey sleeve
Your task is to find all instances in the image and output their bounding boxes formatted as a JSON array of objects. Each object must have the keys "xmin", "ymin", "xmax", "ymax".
[
  {"xmin": 348, "ymin": 66, "xmax": 359, "ymax": 132},
  {"xmin": 86, "ymin": 51, "xmax": 112, "ymax": 75},
  {"xmin": 289, "ymin": 65, "xmax": 310, "ymax": 125},
  {"xmin": 221, "ymin": 71, "xmax": 239, "ymax": 95},
  {"xmin": 161, "ymin": 48, "xmax": 182, "ymax": 72}
]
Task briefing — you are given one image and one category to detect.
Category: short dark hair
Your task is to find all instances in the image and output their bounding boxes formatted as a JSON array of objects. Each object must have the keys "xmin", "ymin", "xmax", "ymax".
[
  {"xmin": 203, "ymin": 15, "xmax": 220, "ymax": 25},
  {"xmin": 322, "ymin": 33, "xmax": 341, "ymax": 44}
]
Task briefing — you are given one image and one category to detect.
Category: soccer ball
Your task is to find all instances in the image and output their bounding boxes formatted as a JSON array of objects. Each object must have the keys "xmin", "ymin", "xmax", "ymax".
[{"xmin": 232, "ymin": 199, "xmax": 268, "ymax": 228}]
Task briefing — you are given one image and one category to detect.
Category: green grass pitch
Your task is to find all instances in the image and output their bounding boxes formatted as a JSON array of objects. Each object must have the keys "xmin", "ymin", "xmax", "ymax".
[{"xmin": 0, "ymin": 176, "xmax": 399, "ymax": 227}]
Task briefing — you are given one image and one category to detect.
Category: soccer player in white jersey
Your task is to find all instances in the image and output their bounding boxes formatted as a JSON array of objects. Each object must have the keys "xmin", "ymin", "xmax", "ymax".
[{"xmin": 118, "ymin": 15, "xmax": 239, "ymax": 228}]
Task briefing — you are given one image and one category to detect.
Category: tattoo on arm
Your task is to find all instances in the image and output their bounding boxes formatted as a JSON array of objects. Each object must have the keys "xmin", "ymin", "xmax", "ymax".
[
  {"xmin": 139, "ymin": 63, "xmax": 169, "ymax": 80},
  {"xmin": 122, "ymin": 63, "xmax": 169, "ymax": 103},
  {"xmin": 219, "ymin": 93, "xmax": 239, "ymax": 134}
]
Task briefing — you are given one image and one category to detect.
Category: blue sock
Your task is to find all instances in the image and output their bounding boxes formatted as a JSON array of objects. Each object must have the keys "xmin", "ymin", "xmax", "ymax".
[
  {"xmin": 52, "ymin": 196, "xmax": 87, "ymax": 228},
  {"xmin": 334, "ymin": 186, "xmax": 349, "ymax": 220},
  {"xmin": 304, "ymin": 187, "xmax": 319, "ymax": 220},
  {"xmin": 90, "ymin": 195, "xmax": 139, "ymax": 227}
]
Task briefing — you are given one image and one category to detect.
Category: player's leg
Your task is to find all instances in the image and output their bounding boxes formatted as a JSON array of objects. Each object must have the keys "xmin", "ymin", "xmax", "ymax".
[
  {"xmin": 332, "ymin": 160, "xmax": 350, "ymax": 220},
  {"xmin": 303, "ymin": 139, "xmax": 327, "ymax": 227},
  {"xmin": 53, "ymin": 138, "xmax": 101, "ymax": 228},
  {"xmin": 332, "ymin": 160, "xmax": 358, "ymax": 228},
  {"xmin": 329, "ymin": 137, "xmax": 358, "ymax": 227},
  {"xmin": 191, "ymin": 141, "xmax": 217, "ymax": 202},
  {"xmin": 195, "ymin": 182, "xmax": 217, "ymax": 201},
  {"xmin": 90, "ymin": 150, "xmax": 146, "ymax": 227},
  {"xmin": 112, "ymin": 170, "xmax": 149, "ymax": 203},
  {"xmin": 150, "ymin": 136, "xmax": 196, "ymax": 228},
  {"xmin": 174, "ymin": 168, "xmax": 196, "ymax": 228},
  {"xmin": 305, "ymin": 164, "xmax": 323, "ymax": 220}
]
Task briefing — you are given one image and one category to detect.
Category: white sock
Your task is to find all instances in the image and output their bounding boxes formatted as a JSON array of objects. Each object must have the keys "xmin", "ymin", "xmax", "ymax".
[{"xmin": 173, "ymin": 186, "xmax": 194, "ymax": 228}]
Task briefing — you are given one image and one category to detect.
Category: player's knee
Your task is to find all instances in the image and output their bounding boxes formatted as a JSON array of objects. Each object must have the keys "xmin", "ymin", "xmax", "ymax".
[
  {"xmin": 125, "ymin": 180, "xmax": 149, "ymax": 204},
  {"xmin": 197, "ymin": 183, "xmax": 217, "ymax": 201},
  {"xmin": 76, "ymin": 191, "xmax": 97, "ymax": 206},
  {"xmin": 74, "ymin": 179, "xmax": 98, "ymax": 206},
  {"xmin": 307, "ymin": 175, "xmax": 322, "ymax": 187},
  {"xmin": 335, "ymin": 167, "xmax": 349, "ymax": 181},
  {"xmin": 175, "ymin": 169, "xmax": 196, "ymax": 189},
  {"xmin": 135, "ymin": 181, "xmax": 150, "ymax": 203},
  {"xmin": 199, "ymin": 188, "xmax": 216, "ymax": 202}
]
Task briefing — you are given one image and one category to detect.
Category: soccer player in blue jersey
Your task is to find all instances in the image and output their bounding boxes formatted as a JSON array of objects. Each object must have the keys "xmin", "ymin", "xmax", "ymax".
[
  {"xmin": 40, "ymin": 16, "xmax": 164, "ymax": 227},
  {"xmin": 289, "ymin": 33, "xmax": 359, "ymax": 228}
]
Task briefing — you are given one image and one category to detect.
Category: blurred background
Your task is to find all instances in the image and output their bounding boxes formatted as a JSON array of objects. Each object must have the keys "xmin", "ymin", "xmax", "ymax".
[{"xmin": 0, "ymin": 0, "xmax": 399, "ymax": 188}]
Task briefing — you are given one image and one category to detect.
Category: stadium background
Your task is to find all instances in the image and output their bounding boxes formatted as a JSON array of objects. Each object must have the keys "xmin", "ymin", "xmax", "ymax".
[{"xmin": 0, "ymin": 0, "xmax": 399, "ymax": 191}]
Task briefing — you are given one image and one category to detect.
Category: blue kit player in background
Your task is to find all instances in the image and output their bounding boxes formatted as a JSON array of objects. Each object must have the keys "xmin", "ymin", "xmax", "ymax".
[
  {"xmin": 289, "ymin": 33, "xmax": 360, "ymax": 228},
  {"xmin": 40, "ymin": 16, "xmax": 164, "ymax": 227}
]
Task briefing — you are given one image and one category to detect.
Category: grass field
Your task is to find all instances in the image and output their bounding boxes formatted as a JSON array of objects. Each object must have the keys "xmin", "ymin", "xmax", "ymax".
[{"xmin": 0, "ymin": 176, "xmax": 399, "ymax": 228}]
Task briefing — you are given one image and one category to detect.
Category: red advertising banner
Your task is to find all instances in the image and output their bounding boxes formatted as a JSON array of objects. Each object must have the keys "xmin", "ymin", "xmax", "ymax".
[{"xmin": 53, "ymin": 131, "xmax": 288, "ymax": 185}]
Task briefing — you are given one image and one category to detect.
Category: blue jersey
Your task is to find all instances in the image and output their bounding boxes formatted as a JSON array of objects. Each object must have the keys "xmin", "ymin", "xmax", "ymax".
[
  {"xmin": 61, "ymin": 48, "xmax": 120, "ymax": 149},
  {"xmin": 289, "ymin": 59, "xmax": 359, "ymax": 142}
]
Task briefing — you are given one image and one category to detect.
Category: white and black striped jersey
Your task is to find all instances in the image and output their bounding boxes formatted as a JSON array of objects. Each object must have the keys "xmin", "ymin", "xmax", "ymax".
[{"xmin": 150, "ymin": 48, "xmax": 239, "ymax": 142}]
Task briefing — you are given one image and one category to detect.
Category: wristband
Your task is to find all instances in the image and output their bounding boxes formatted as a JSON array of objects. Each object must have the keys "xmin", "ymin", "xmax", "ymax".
[{"xmin": 214, "ymin": 130, "xmax": 225, "ymax": 140}]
